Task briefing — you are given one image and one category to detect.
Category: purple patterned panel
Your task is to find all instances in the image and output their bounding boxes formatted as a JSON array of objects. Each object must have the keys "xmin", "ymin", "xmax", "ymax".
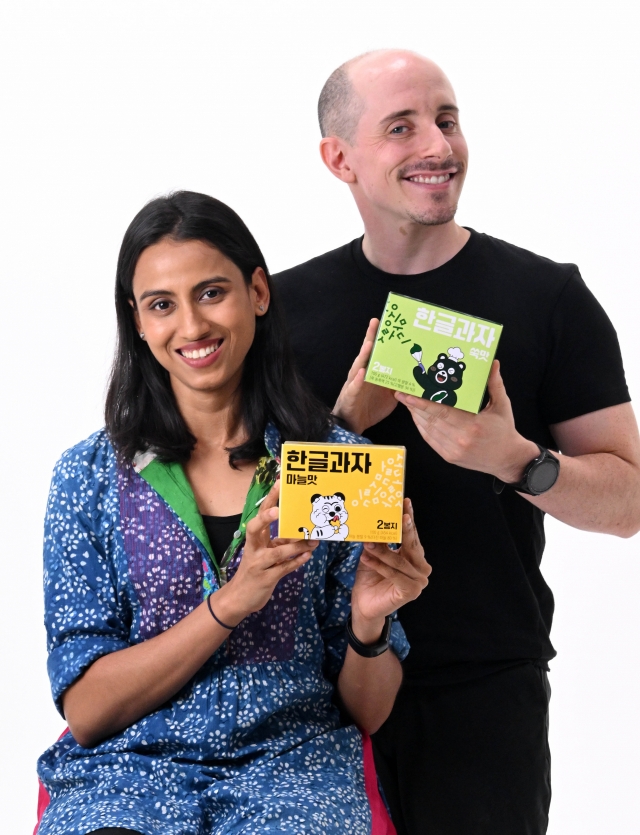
[
  {"xmin": 226, "ymin": 521, "xmax": 304, "ymax": 664},
  {"xmin": 118, "ymin": 466, "xmax": 204, "ymax": 639}
]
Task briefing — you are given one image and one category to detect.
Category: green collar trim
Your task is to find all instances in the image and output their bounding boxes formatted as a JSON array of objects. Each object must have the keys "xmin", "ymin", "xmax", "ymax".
[
  {"xmin": 135, "ymin": 453, "xmax": 281, "ymax": 583},
  {"xmin": 137, "ymin": 458, "xmax": 218, "ymax": 570}
]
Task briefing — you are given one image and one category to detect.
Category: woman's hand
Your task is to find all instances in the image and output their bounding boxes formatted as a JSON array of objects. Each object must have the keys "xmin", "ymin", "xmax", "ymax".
[
  {"xmin": 215, "ymin": 480, "xmax": 318, "ymax": 625},
  {"xmin": 349, "ymin": 498, "xmax": 430, "ymax": 642}
]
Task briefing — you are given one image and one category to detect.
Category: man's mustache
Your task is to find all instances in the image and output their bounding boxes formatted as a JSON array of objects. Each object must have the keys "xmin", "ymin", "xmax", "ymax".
[{"xmin": 398, "ymin": 159, "xmax": 465, "ymax": 178}]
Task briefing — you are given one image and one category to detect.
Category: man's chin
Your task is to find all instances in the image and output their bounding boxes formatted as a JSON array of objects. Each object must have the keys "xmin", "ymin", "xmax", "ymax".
[{"xmin": 407, "ymin": 203, "xmax": 458, "ymax": 227}]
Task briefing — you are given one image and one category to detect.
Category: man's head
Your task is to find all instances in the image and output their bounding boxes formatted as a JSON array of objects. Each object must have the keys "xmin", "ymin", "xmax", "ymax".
[{"xmin": 318, "ymin": 50, "xmax": 468, "ymax": 230}]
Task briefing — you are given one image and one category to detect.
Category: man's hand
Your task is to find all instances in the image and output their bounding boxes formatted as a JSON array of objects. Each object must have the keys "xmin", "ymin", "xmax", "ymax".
[
  {"xmin": 395, "ymin": 360, "xmax": 539, "ymax": 483},
  {"xmin": 333, "ymin": 318, "xmax": 398, "ymax": 435},
  {"xmin": 350, "ymin": 499, "xmax": 431, "ymax": 643}
]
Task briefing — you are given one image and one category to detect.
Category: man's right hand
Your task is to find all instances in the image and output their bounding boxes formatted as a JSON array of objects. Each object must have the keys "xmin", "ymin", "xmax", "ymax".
[{"xmin": 333, "ymin": 318, "xmax": 399, "ymax": 435}]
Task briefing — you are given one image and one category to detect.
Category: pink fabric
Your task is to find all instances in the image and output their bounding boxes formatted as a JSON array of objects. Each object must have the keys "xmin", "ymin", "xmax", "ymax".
[
  {"xmin": 34, "ymin": 729, "xmax": 68, "ymax": 834},
  {"xmin": 361, "ymin": 730, "xmax": 397, "ymax": 835},
  {"xmin": 35, "ymin": 728, "xmax": 396, "ymax": 835}
]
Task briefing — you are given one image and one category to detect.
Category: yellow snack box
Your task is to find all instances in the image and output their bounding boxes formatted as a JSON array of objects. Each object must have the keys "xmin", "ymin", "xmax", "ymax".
[{"xmin": 278, "ymin": 442, "xmax": 406, "ymax": 543}]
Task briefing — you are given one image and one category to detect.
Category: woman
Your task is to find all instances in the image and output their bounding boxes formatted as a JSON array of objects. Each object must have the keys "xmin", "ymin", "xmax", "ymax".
[{"xmin": 37, "ymin": 191, "xmax": 430, "ymax": 835}]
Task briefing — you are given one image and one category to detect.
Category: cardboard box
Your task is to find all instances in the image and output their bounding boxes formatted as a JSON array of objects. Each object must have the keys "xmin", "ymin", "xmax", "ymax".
[
  {"xmin": 365, "ymin": 292, "xmax": 503, "ymax": 413},
  {"xmin": 279, "ymin": 441, "xmax": 406, "ymax": 543}
]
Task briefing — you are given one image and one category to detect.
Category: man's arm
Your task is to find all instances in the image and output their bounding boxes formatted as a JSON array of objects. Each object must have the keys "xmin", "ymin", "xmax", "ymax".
[
  {"xmin": 333, "ymin": 327, "xmax": 640, "ymax": 538},
  {"xmin": 395, "ymin": 363, "xmax": 640, "ymax": 538}
]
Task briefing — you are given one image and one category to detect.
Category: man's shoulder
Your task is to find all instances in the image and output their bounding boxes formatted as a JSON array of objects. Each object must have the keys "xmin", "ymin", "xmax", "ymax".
[
  {"xmin": 273, "ymin": 240, "xmax": 357, "ymax": 286},
  {"xmin": 472, "ymin": 229, "xmax": 578, "ymax": 285}
]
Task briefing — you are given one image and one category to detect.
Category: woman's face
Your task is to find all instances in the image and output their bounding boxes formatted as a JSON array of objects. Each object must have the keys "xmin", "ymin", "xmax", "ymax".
[{"xmin": 131, "ymin": 237, "xmax": 269, "ymax": 401}]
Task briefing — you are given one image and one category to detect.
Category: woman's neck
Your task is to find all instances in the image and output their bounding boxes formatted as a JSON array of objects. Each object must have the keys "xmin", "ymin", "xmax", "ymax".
[
  {"xmin": 172, "ymin": 376, "xmax": 258, "ymax": 516},
  {"xmin": 171, "ymin": 375, "xmax": 245, "ymax": 452}
]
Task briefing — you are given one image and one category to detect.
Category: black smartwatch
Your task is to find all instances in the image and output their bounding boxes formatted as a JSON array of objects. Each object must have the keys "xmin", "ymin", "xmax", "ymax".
[
  {"xmin": 509, "ymin": 444, "xmax": 560, "ymax": 496},
  {"xmin": 346, "ymin": 614, "xmax": 392, "ymax": 658}
]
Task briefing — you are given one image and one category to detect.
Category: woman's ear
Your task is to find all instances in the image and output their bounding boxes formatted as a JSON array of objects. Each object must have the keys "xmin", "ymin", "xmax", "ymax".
[
  {"xmin": 128, "ymin": 298, "xmax": 142, "ymax": 334},
  {"xmin": 250, "ymin": 267, "xmax": 270, "ymax": 315}
]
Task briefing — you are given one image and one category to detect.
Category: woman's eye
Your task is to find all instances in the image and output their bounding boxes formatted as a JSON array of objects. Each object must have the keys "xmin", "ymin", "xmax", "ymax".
[
  {"xmin": 201, "ymin": 288, "xmax": 221, "ymax": 301},
  {"xmin": 151, "ymin": 299, "xmax": 171, "ymax": 311},
  {"xmin": 390, "ymin": 125, "xmax": 409, "ymax": 135}
]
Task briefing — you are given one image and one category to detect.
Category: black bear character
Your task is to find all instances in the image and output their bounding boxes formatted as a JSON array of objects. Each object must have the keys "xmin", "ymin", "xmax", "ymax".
[{"xmin": 411, "ymin": 349, "xmax": 466, "ymax": 406}]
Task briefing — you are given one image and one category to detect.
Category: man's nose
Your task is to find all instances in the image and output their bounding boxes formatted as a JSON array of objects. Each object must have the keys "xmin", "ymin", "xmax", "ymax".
[{"xmin": 417, "ymin": 123, "xmax": 453, "ymax": 161}]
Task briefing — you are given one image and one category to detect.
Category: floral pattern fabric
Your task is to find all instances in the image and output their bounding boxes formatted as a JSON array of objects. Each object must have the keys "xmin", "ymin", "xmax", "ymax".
[{"xmin": 38, "ymin": 423, "xmax": 409, "ymax": 835}]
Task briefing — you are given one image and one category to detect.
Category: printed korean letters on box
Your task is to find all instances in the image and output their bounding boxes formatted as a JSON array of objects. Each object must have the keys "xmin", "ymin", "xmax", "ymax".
[
  {"xmin": 365, "ymin": 292, "xmax": 503, "ymax": 413},
  {"xmin": 278, "ymin": 442, "xmax": 406, "ymax": 543}
]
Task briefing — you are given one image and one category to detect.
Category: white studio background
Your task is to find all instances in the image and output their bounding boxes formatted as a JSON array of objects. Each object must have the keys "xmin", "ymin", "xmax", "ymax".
[{"xmin": 1, "ymin": 1, "xmax": 638, "ymax": 831}]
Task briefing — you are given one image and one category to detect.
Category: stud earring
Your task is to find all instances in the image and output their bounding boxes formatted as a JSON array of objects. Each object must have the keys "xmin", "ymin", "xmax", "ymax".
[
  {"xmin": 139, "ymin": 332, "xmax": 145, "ymax": 340},
  {"xmin": 259, "ymin": 305, "xmax": 265, "ymax": 312}
]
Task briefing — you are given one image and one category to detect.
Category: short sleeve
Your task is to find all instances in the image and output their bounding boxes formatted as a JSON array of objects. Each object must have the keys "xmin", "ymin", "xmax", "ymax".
[
  {"xmin": 44, "ymin": 457, "xmax": 130, "ymax": 715},
  {"xmin": 320, "ymin": 541, "xmax": 409, "ymax": 684},
  {"xmin": 539, "ymin": 271, "xmax": 630, "ymax": 425}
]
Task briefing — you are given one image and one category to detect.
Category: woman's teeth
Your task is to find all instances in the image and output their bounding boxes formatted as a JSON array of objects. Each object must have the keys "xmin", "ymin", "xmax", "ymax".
[
  {"xmin": 180, "ymin": 342, "xmax": 220, "ymax": 359},
  {"xmin": 409, "ymin": 174, "xmax": 451, "ymax": 184}
]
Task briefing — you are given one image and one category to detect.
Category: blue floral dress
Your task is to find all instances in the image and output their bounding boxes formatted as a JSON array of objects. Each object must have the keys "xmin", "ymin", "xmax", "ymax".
[{"xmin": 37, "ymin": 423, "xmax": 408, "ymax": 835}]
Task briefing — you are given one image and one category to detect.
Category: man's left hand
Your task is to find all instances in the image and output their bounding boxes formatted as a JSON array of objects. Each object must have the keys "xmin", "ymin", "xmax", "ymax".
[{"xmin": 395, "ymin": 360, "xmax": 539, "ymax": 483}]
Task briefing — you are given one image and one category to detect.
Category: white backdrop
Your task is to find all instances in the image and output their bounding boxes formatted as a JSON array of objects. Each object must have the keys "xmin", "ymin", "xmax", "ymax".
[{"xmin": 1, "ymin": 1, "xmax": 639, "ymax": 832}]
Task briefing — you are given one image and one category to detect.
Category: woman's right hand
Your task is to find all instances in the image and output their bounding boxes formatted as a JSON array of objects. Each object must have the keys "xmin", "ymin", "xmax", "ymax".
[{"xmin": 214, "ymin": 480, "xmax": 317, "ymax": 625}]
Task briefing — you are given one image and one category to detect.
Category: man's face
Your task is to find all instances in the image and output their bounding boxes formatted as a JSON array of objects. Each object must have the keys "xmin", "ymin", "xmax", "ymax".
[{"xmin": 344, "ymin": 55, "xmax": 468, "ymax": 228}]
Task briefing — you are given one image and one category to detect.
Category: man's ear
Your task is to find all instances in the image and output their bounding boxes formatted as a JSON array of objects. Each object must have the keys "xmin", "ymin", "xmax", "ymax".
[{"xmin": 319, "ymin": 137, "xmax": 357, "ymax": 184}]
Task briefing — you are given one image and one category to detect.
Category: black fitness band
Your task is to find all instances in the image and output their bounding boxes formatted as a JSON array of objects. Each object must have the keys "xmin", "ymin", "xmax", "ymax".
[{"xmin": 206, "ymin": 594, "xmax": 235, "ymax": 630}]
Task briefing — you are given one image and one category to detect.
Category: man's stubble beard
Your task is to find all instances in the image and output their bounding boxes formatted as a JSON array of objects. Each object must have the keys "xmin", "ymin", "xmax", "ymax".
[{"xmin": 406, "ymin": 193, "xmax": 458, "ymax": 227}]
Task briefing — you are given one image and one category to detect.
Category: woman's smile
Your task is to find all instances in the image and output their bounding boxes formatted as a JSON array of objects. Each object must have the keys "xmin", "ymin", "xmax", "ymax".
[{"xmin": 176, "ymin": 337, "xmax": 225, "ymax": 367}]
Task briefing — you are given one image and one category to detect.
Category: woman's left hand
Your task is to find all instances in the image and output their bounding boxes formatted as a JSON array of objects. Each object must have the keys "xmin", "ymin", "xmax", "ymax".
[{"xmin": 351, "ymin": 498, "xmax": 431, "ymax": 626}]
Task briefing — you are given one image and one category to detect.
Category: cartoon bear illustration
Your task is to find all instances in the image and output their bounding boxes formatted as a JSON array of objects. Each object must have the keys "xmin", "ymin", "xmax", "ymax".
[
  {"xmin": 298, "ymin": 493, "xmax": 349, "ymax": 541},
  {"xmin": 411, "ymin": 345, "xmax": 466, "ymax": 406}
]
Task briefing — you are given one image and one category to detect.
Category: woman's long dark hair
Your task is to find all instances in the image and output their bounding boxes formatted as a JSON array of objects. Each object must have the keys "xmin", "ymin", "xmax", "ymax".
[{"xmin": 105, "ymin": 191, "xmax": 333, "ymax": 465}]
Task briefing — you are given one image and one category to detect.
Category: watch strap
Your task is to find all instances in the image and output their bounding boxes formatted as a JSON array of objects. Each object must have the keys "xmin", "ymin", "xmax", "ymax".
[{"xmin": 346, "ymin": 614, "xmax": 392, "ymax": 658}]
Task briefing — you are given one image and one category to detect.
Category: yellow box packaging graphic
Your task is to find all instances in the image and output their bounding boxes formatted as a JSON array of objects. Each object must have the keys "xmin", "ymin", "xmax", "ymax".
[{"xmin": 278, "ymin": 442, "xmax": 406, "ymax": 543}]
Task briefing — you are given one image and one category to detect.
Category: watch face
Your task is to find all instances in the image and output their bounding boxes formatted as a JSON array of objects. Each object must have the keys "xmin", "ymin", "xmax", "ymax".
[{"xmin": 529, "ymin": 459, "xmax": 559, "ymax": 494}]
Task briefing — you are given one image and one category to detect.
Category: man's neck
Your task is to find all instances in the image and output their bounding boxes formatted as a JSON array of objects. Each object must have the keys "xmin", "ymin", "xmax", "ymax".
[{"xmin": 361, "ymin": 218, "xmax": 470, "ymax": 275}]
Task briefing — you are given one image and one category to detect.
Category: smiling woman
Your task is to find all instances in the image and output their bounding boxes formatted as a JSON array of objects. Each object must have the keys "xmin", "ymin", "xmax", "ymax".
[{"xmin": 35, "ymin": 191, "xmax": 431, "ymax": 835}]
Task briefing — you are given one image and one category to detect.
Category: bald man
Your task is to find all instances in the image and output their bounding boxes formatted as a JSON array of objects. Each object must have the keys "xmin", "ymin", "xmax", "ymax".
[{"xmin": 273, "ymin": 51, "xmax": 640, "ymax": 834}]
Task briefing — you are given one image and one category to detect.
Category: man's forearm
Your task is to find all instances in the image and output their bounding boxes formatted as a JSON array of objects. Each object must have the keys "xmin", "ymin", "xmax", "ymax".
[{"xmin": 525, "ymin": 452, "xmax": 640, "ymax": 538}]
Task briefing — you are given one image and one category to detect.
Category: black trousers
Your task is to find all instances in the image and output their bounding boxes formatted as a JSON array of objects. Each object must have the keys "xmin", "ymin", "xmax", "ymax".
[
  {"xmin": 372, "ymin": 663, "xmax": 551, "ymax": 835},
  {"xmin": 88, "ymin": 830, "xmax": 144, "ymax": 834}
]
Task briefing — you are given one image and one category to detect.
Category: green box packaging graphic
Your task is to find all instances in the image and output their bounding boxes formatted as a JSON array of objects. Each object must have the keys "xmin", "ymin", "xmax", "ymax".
[{"xmin": 365, "ymin": 292, "xmax": 503, "ymax": 414}]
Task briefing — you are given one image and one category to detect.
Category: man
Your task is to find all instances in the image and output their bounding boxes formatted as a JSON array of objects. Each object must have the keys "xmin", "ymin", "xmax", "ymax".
[{"xmin": 273, "ymin": 50, "xmax": 640, "ymax": 834}]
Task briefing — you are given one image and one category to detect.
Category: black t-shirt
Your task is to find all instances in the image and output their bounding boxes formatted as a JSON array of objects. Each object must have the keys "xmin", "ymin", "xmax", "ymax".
[
  {"xmin": 202, "ymin": 513, "xmax": 242, "ymax": 563},
  {"xmin": 273, "ymin": 230, "xmax": 630, "ymax": 685}
]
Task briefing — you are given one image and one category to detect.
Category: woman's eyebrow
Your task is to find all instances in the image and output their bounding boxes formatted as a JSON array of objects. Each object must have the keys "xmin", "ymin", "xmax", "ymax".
[{"xmin": 138, "ymin": 277, "xmax": 232, "ymax": 301}]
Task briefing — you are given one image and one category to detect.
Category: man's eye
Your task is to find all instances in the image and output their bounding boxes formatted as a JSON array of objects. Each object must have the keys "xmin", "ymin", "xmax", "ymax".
[
  {"xmin": 438, "ymin": 120, "xmax": 456, "ymax": 130},
  {"xmin": 390, "ymin": 125, "xmax": 409, "ymax": 135}
]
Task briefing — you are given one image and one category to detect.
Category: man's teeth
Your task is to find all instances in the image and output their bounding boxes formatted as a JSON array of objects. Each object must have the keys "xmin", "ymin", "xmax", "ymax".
[
  {"xmin": 181, "ymin": 342, "xmax": 220, "ymax": 359},
  {"xmin": 409, "ymin": 174, "xmax": 451, "ymax": 184}
]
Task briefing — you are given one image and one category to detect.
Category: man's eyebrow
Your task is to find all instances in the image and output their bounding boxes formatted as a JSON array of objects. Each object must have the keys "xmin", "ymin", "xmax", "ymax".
[
  {"xmin": 138, "ymin": 277, "xmax": 232, "ymax": 302},
  {"xmin": 378, "ymin": 104, "xmax": 460, "ymax": 127},
  {"xmin": 378, "ymin": 109, "xmax": 418, "ymax": 126}
]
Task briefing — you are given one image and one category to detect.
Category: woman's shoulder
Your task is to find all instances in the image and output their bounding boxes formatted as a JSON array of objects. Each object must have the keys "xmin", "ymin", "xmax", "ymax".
[
  {"xmin": 51, "ymin": 428, "xmax": 117, "ymax": 485},
  {"xmin": 324, "ymin": 423, "xmax": 371, "ymax": 446}
]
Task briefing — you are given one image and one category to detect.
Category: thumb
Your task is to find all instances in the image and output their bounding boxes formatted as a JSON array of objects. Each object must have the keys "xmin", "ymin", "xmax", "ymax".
[{"xmin": 487, "ymin": 360, "xmax": 508, "ymax": 407}]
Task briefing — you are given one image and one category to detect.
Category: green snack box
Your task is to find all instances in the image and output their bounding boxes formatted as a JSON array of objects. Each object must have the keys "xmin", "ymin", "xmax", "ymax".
[{"xmin": 365, "ymin": 292, "xmax": 503, "ymax": 413}]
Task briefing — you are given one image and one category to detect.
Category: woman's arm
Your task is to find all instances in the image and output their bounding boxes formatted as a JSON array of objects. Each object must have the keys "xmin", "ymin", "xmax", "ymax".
[
  {"xmin": 336, "ymin": 502, "xmax": 430, "ymax": 734},
  {"xmin": 63, "ymin": 484, "xmax": 316, "ymax": 748}
]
